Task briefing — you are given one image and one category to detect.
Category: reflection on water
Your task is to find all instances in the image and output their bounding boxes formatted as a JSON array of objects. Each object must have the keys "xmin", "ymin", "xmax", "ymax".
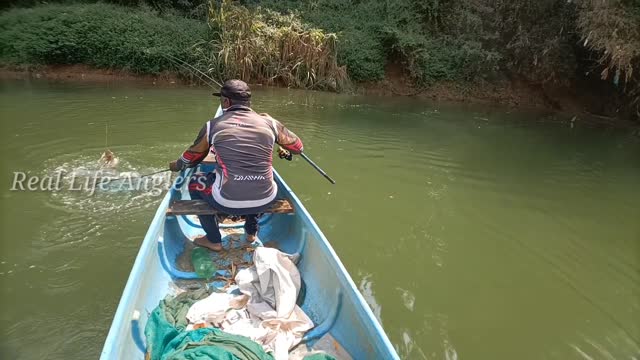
[{"xmin": 1, "ymin": 80, "xmax": 639, "ymax": 359}]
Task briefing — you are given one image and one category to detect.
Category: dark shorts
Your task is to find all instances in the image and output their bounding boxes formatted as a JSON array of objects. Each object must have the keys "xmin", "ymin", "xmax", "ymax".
[
  {"xmin": 188, "ymin": 172, "xmax": 271, "ymax": 243},
  {"xmin": 188, "ymin": 172, "xmax": 274, "ymax": 215}
]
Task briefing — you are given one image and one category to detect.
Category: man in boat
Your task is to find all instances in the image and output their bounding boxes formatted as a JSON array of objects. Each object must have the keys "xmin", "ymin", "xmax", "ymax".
[{"xmin": 169, "ymin": 79, "xmax": 303, "ymax": 251}]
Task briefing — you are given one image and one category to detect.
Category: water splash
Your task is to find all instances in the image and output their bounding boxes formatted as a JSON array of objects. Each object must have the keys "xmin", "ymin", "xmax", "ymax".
[
  {"xmin": 396, "ymin": 287, "xmax": 416, "ymax": 312},
  {"xmin": 358, "ymin": 273, "xmax": 382, "ymax": 323}
]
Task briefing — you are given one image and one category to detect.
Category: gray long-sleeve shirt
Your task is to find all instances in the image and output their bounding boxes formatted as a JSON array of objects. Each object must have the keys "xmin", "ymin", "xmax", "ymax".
[{"xmin": 176, "ymin": 105, "xmax": 303, "ymax": 209}]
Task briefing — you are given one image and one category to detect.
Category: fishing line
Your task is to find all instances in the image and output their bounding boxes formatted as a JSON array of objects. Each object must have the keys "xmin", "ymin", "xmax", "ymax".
[
  {"xmin": 108, "ymin": 169, "xmax": 171, "ymax": 183},
  {"xmin": 163, "ymin": 54, "xmax": 221, "ymax": 88}
]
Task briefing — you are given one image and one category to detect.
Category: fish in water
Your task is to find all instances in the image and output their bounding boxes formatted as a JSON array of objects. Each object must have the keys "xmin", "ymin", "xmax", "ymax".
[{"xmin": 99, "ymin": 149, "xmax": 119, "ymax": 168}]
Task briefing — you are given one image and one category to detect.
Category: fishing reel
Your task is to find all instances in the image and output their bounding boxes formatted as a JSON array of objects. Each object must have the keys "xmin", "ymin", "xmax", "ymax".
[{"xmin": 278, "ymin": 148, "xmax": 293, "ymax": 161}]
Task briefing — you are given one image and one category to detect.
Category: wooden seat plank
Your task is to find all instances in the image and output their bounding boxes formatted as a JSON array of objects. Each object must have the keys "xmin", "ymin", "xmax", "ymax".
[{"xmin": 166, "ymin": 199, "xmax": 293, "ymax": 216}]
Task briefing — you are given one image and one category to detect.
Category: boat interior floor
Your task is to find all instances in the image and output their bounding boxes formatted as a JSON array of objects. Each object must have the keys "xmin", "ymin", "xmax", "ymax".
[
  {"xmin": 165, "ymin": 219, "xmax": 352, "ymax": 360},
  {"xmin": 175, "ymin": 218, "xmax": 267, "ymax": 292}
]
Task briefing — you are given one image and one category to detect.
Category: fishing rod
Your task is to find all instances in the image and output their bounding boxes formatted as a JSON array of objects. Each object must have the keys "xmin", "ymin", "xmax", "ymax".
[
  {"xmin": 279, "ymin": 147, "xmax": 336, "ymax": 184},
  {"xmin": 300, "ymin": 153, "xmax": 336, "ymax": 185}
]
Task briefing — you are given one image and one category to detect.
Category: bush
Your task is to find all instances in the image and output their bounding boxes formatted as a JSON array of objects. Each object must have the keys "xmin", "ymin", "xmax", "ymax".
[
  {"xmin": 337, "ymin": 30, "xmax": 386, "ymax": 82},
  {"xmin": 191, "ymin": 1, "xmax": 349, "ymax": 91},
  {"xmin": 0, "ymin": 3, "xmax": 210, "ymax": 74}
]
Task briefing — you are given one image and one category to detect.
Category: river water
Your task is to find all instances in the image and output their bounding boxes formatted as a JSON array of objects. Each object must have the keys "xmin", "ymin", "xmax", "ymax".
[{"xmin": 0, "ymin": 79, "xmax": 638, "ymax": 359}]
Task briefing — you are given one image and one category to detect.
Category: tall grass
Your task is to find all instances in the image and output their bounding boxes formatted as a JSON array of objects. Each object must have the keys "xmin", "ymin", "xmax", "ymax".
[
  {"xmin": 577, "ymin": 0, "xmax": 640, "ymax": 112},
  {"xmin": 191, "ymin": 0, "xmax": 349, "ymax": 91}
]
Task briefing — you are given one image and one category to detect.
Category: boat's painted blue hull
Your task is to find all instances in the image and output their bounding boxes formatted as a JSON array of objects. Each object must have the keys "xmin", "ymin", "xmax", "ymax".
[{"xmin": 100, "ymin": 129, "xmax": 399, "ymax": 360}]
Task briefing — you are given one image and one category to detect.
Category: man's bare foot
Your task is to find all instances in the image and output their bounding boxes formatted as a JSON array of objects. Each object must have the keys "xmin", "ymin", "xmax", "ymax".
[{"xmin": 193, "ymin": 236, "xmax": 222, "ymax": 251}]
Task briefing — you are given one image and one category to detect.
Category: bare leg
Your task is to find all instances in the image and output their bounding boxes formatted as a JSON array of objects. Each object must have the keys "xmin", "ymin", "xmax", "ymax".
[{"xmin": 193, "ymin": 236, "xmax": 223, "ymax": 251}]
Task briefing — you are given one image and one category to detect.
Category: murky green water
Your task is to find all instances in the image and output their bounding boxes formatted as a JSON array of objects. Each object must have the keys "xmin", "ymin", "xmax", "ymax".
[{"xmin": 0, "ymin": 79, "xmax": 639, "ymax": 359}]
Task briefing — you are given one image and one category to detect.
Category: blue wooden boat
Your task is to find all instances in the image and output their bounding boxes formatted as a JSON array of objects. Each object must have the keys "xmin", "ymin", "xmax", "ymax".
[{"xmin": 100, "ymin": 109, "xmax": 399, "ymax": 359}]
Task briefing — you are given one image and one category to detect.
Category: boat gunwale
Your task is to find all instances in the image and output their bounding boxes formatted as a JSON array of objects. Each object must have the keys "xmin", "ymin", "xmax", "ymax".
[
  {"xmin": 100, "ymin": 104, "xmax": 399, "ymax": 359},
  {"xmin": 100, "ymin": 191, "xmax": 171, "ymax": 358},
  {"xmin": 273, "ymin": 168, "xmax": 399, "ymax": 358}
]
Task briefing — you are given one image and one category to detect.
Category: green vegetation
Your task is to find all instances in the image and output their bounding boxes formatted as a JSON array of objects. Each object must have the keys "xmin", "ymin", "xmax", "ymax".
[
  {"xmin": 254, "ymin": 0, "xmax": 639, "ymax": 117},
  {"xmin": 0, "ymin": 3, "xmax": 208, "ymax": 74},
  {"xmin": 251, "ymin": 0, "xmax": 500, "ymax": 84},
  {"xmin": 0, "ymin": 0, "xmax": 639, "ymax": 119}
]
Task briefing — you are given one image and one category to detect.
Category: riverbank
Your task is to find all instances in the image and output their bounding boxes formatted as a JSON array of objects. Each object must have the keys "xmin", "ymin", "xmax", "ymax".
[
  {"xmin": 3, "ymin": 64, "xmax": 637, "ymax": 130},
  {"xmin": 0, "ymin": 65, "xmax": 183, "ymax": 86},
  {"xmin": 2, "ymin": 1, "xmax": 638, "ymax": 124}
]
